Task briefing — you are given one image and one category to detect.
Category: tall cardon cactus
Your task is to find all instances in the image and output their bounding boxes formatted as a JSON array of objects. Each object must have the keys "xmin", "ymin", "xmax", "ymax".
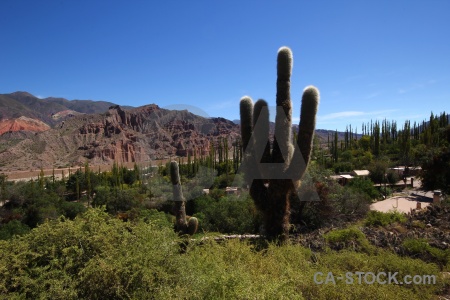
[
  {"xmin": 239, "ymin": 46, "xmax": 319, "ymax": 242},
  {"xmin": 170, "ymin": 161, "xmax": 198, "ymax": 236}
]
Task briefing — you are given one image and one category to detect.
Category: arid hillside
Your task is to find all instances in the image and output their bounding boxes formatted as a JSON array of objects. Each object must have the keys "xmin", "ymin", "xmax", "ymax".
[
  {"xmin": 0, "ymin": 103, "xmax": 240, "ymax": 171},
  {"xmin": 0, "ymin": 91, "xmax": 133, "ymax": 126},
  {"xmin": 0, "ymin": 116, "xmax": 50, "ymax": 135}
]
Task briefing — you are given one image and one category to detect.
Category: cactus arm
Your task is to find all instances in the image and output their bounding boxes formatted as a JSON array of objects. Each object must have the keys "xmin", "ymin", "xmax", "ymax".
[
  {"xmin": 187, "ymin": 217, "xmax": 199, "ymax": 235},
  {"xmin": 250, "ymin": 99, "xmax": 271, "ymax": 211},
  {"xmin": 239, "ymin": 96, "xmax": 254, "ymax": 152},
  {"xmin": 288, "ymin": 86, "xmax": 320, "ymax": 180},
  {"xmin": 253, "ymin": 99, "xmax": 271, "ymax": 170},
  {"xmin": 170, "ymin": 161, "xmax": 194, "ymax": 235},
  {"xmin": 297, "ymin": 86, "xmax": 320, "ymax": 169},
  {"xmin": 273, "ymin": 47, "xmax": 294, "ymax": 166},
  {"xmin": 240, "ymin": 97, "xmax": 270, "ymax": 211}
]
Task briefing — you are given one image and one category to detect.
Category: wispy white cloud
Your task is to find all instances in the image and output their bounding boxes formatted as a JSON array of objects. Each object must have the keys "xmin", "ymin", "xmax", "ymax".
[
  {"xmin": 273, "ymin": 109, "xmax": 398, "ymax": 125},
  {"xmin": 318, "ymin": 109, "xmax": 398, "ymax": 122},
  {"xmin": 319, "ymin": 111, "xmax": 365, "ymax": 121}
]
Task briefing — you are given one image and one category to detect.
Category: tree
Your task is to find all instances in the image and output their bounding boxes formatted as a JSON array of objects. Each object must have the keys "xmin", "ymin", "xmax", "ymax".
[
  {"xmin": 85, "ymin": 162, "xmax": 92, "ymax": 206},
  {"xmin": 358, "ymin": 135, "xmax": 371, "ymax": 152},
  {"xmin": 0, "ymin": 174, "xmax": 7, "ymax": 203},
  {"xmin": 373, "ymin": 121, "xmax": 381, "ymax": 156},
  {"xmin": 399, "ymin": 120, "xmax": 412, "ymax": 166},
  {"xmin": 421, "ymin": 147, "xmax": 450, "ymax": 194},
  {"xmin": 333, "ymin": 130, "xmax": 339, "ymax": 162},
  {"xmin": 368, "ymin": 159, "xmax": 389, "ymax": 184}
]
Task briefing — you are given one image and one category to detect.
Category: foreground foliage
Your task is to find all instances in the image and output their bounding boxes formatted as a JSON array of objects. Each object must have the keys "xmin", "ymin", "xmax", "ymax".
[{"xmin": 0, "ymin": 208, "xmax": 446, "ymax": 299}]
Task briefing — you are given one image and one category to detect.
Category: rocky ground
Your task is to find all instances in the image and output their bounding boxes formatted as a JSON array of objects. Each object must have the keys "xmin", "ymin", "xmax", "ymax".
[{"xmin": 294, "ymin": 204, "xmax": 450, "ymax": 266}]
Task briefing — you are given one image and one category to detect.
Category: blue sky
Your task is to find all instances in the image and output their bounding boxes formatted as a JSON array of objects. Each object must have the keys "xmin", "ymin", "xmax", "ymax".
[{"xmin": 1, "ymin": 0, "xmax": 449, "ymax": 131}]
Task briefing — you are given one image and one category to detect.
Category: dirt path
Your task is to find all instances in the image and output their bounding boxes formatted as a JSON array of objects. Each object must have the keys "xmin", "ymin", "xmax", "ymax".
[
  {"xmin": 370, "ymin": 177, "xmax": 436, "ymax": 213},
  {"xmin": 370, "ymin": 195, "xmax": 430, "ymax": 213}
]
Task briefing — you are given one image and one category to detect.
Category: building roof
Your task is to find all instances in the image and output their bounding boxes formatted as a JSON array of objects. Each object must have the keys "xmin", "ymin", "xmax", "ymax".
[
  {"xmin": 341, "ymin": 174, "xmax": 354, "ymax": 179},
  {"xmin": 352, "ymin": 170, "xmax": 370, "ymax": 176},
  {"xmin": 225, "ymin": 187, "xmax": 239, "ymax": 191}
]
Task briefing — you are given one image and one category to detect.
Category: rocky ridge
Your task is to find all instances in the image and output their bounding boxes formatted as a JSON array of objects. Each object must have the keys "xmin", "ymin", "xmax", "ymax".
[
  {"xmin": 0, "ymin": 116, "xmax": 50, "ymax": 135},
  {"xmin": 0, "ymin": 104, "xmax": 240, "ymax": 170}
]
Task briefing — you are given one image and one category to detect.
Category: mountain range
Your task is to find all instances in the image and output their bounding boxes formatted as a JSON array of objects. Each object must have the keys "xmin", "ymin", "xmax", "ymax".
[
  {"xmin": 0, "ymin": 92, "xmax": 134, "ymax": 126},
  {"xmin": 0, "ymin": 92, "xmax": 242, "ymax": 171},
  {"xmin": 0, "ymin": 91, "xmax": 342, "ymax": 172}
]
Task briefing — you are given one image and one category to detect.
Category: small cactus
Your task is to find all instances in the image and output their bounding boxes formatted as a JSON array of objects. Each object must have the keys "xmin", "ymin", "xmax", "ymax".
[
  {"xmin": 239, "ymin": 46, "xmax": 319, "ymax": 242},
  {"xmin": 170, "ymin": 161, "xmax": 198, "ymax": 235}
]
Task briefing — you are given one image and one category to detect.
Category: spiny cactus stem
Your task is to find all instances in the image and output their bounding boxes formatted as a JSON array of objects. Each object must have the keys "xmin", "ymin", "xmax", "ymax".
[
  {"xmin": 239, "ymin": 46, "xmax": 319, "ymax": 242},
  {"xmin": 170, "ymin": 160, "xmax": 198, "ymax": 236}
]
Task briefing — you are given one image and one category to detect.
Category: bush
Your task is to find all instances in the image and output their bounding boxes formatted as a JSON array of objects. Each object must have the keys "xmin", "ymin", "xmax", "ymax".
[
  {"xmin": 291, "ymin": 164, "xmax": 371, "ymax": 229},
  {"xmin": 0, "ymin": 208, "xmax": 180, "ymax": 299},
  {"xmin": 331, "ymin": 187, "xmax": 372, "ymax": 216},
  {"xmin": 139, "ymin": 209, "xmax": 173, "ymax": 229},
  {"xmin": 192, "ymin": 194, "xmax": 260, "ymax": 234},
  {"xmin": 324, "ymin": 226, "xmax": 373, "ymax": 253},
  {"xmin": 60, "ymin": 201, "xmax": 86, "ymax": 220},
  {"xmin": 325, "ymin": 227, "xmax": 365, "ymax": 243},
  {"xmin": 0, "ymin": 220, "xmax": 30, "ymax": 240},
  {"xmin": 0, "ymin": 209, "xmax": 444, "ymax": 299},
  {"xmin": 364, "ymin": 211, "xmax": 407, "ymax": 227},
  {"xmin": 402, "ymin": 238, "xmax": 429, "ymax": 255},
  {"xmin": 333, "ymin": 161, "xmax": 354, "ymax": 173},
  {"xmin": 386, "ymin": 170, "xmax": 400, "ymax": 184},
  {"xmin": 347, "ymin": 177, "xmax": 380, "ymax": 199},
  {"xmin": 402, "ymin": 238, "xmax": 450, "ymax": 267},
  {"xmin": 92, "ymin": 187, "xmax": 143, "ymax": 214}
]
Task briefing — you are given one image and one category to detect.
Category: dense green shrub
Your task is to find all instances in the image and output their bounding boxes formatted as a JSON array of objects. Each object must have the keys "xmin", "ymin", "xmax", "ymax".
[
  {"xmin": 330, "ymin": 187, "xmax": 372, "ymax": 216},
  {"xmin": 347, "ymin": 177, "xmax": 380, "ymax": 199},
  {"xmin": 0, "ymin": 220, "xmax": 30, "ymax": 240},
  {"xmin": 92, "ymin": 187, "xmax": 143, "ymax": 214},
  {"xmin": 138, "ymin": 208, "xmax": 173, "ymax": 228},
  {"xmin": 291, "ymin": 164, "xmax": 371, "ymax": 229},
  {"xmin": 0, "ymin": 210, "xmax": 444, "ymax": 299},
  {"xmin": 60, "ymin": 201, "xmax": 86, "ymax": 219},
  {"xmin": 324, "ymin": 226, "xmax": 373, "ymax": 253},
  {"xmin": 386, "ymin": 170, "xmax": 400, "ymax": 184},
  {"xmin": 193, "ymin": 194, "xmax": 260, "ymax": 234},
  {"xmin": 333, "ymin": 161, "xmax": 354, "ymax": 173},
  {"xmin": 364, "ymin": 210, "xmax": 407, "ymax": 227},
  {"xmin": 402, "ymin": 238, "xmax": 450, "ymax": 267},
  {"xmin": 0, "ymin": 208, "xmax": 180, "ymax": 299}
]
